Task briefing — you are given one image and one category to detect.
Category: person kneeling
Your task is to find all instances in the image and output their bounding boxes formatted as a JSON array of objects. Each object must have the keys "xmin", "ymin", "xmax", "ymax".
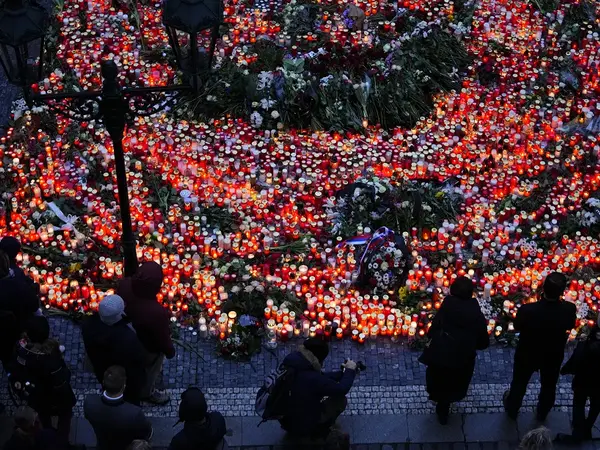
[{"xmin": 279, "ymin": 337, "xmax": 358, "ymax": 438}]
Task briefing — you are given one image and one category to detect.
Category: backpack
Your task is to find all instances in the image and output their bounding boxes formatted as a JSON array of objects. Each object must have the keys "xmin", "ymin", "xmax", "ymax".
[{"xmin": 255, "ymin": 364, "xmax": 295, "ymax": 425}]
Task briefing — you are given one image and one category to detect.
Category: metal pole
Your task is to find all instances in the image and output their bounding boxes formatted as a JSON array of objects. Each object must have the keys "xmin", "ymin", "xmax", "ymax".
[{"xmin": 99, "ymin": 60, "xmax": 138, "ymax": 276}]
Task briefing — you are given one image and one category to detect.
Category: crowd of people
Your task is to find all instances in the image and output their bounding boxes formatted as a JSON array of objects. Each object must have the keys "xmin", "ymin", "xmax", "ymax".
[{"xmin": 0, "ymin": 236, "xmax": 598, "ymax": 450}]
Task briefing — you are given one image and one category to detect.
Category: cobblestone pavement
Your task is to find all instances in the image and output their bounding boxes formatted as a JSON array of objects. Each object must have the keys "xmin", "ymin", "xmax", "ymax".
[{"xmin": 0, "ymin": 316, "xmax": 580, "ymax": 418}]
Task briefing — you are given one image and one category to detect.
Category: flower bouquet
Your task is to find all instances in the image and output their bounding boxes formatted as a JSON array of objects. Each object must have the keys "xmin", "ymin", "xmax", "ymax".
[
  {"xmin": 217, "ymin": 323, "xmax": 263, "ymax": 360},
  {"xmin": 354, "ymin": 227, "xmax": 411, "ymax": 293}
]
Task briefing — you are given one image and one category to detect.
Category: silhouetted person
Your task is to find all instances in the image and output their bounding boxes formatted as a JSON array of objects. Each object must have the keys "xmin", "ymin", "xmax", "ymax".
[
  {"xmin": 82, "ymin": 295, "xmax": 147, "ymax": 405},
  {"xmin": 84, "ymin": 366, "xmax": 153, "ymax": 450},
  {"xmin": 168, "ymin": 387, "xmax": 227, "ymax": 450},
  {"xmin": 279, "ymin": 338, "xmax": 358, "ymax": 438},
  {"xmin": 556, "ymin": 323, "xmax": 600, "ymax": 444},
  {"xmin": 118, "ymin": 262, "xmax": 174, "ymax": 404},
  {"xmin": 419, "ymin": 276, "xmax": 489, "ymax": 424},
  {"xmin": 0, "ymin": 237, "xmax": 39, "ymax": 295},
  {"xmin": 3, "ymin": 406, "xmax": 59, "ymax": 450},
  {"xmin": 8, "ymin": 316, "xmax": 77, "ymax": 447},
  {"xmin": 0, "ymin": 250, "xmax": 39, "ymax": 367},
  {"xmin": 504, "ymin": 272, "xmax": 576, "ymax": 421}
]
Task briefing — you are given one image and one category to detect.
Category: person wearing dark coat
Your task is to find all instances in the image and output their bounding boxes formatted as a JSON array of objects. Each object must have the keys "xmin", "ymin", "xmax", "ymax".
[
  {"xmin": 279, "ymin": 338, "xmax": 358, "ymax": 438},
  {"xmin": 555, "ymin": 324, "xmax": 600, "ymax": 444},
  {"xmin": 0, "ymin": 237, "xmax": 39, "ymax": 294},
  {"xmin": 82, "ymin": 295, "xmax": 147, "ymax": 406},
  {"xmin": 8, "ymin": 316, "xmax": 77, "ymax": 447},
  {"xmin": 168, "ymin": 387, "xmax": 227, "ymax": 450},
  {"xmin": 118, "ymin": 262, "xmax": 174, "ymax": 405},
  {"xmin": 2, "ymin": 406, "xmax": 60, "ymax": 450},
  {"xmin": 503, "ymin": 272, "xmax": 577, "ymax": 421},
  {"xmin": 0, "ymin": 250, "xmax": 40, "ymax": 367},
  {"xmin": 84, "ymin": 365, "xmax": 153, "ymax": 450},
  {"xmin": 419, "ymin": 276, "xmax": 489, "ymax": 424}
]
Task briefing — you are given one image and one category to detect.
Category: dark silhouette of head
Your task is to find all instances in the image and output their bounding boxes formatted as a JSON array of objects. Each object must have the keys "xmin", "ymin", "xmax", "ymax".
[
  {"xmin": 25, "ymin": 316, "xmax": 50, "ymax": 344},
  {"xmin": 103, "ymin": 365, "xmax": 127, "ymax": 396},
  {"xmin": 542, "ymin": 272, "xmax": 567, "ymax": 302},
  {"xmin": 450, "ymin": 276, "xmax": 474, "ymax": 300},
  {"xmin": 303, "ymin": 337, "xmax": 330, "ymax": 364},
  {"xmin": 178, "ymin": 387, "xmax": 208, "ymax": 423},
  {"xmin": 0, "ymin": 236, "xmax": 21, "ymax": 263}
]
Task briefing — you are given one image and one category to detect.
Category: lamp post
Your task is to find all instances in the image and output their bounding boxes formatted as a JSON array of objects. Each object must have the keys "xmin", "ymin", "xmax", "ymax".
[{"xmin": 0, "ymin": 0, "xmax": 223, "ymax": 276}]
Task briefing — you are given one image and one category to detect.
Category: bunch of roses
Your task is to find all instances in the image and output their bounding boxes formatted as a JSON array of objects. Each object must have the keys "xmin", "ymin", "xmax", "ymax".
[{"xmin": 365, "ymin": 241, "xmax": 408, "ymax": 292}]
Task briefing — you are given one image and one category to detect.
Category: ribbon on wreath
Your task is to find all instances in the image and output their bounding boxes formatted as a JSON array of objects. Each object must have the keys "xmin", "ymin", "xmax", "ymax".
[
  {"xmin": 47, "ymin": 201, "xmax": 86, "ymax": 242},
  {"xmin": 337, "ymin": 226, "xmax": 396, "ymax": 280}
]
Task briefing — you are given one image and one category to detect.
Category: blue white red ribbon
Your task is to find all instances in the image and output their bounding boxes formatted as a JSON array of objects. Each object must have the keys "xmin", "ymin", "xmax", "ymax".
[{"xmin": 338, "ymin": 227, "xmax": 395, "ymax": 279}]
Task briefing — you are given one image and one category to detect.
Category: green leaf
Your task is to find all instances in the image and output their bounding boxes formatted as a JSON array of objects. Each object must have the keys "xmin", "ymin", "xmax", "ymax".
[{"xmin": 283, "ymin": 58, "xmax": 305, "ymax": 73}]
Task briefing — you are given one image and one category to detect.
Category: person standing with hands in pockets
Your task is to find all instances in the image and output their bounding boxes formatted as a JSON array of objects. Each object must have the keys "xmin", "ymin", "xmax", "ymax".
[{"xmin": 503, "ymin": 272, "xmax": 576, "ymax": 421}]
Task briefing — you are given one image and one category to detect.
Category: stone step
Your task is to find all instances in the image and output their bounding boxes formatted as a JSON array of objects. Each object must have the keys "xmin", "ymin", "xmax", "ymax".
[{"xmin": 0, "ymin": 412, "xmax": 591, "ymax": 449}]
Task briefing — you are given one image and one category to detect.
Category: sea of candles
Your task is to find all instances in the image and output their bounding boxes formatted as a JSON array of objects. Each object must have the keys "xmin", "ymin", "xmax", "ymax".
[{"xmin": 0, "ymin": 0, "xmax": 599, "ymax": 344}]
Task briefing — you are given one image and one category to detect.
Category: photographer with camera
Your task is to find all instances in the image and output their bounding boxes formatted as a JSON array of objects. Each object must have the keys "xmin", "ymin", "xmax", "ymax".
[{"xmin": 278, "ymin": 337, "xmax": 360, "ymax": 439}]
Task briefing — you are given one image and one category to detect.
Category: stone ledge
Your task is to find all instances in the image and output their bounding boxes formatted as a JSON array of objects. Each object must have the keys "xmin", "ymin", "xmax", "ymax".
[{"xmin": 0, "ymin": 412, "xmax": 594, "ymax": 448}]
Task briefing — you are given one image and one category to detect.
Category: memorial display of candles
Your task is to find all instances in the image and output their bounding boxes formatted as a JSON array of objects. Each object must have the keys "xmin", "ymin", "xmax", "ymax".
[{"xmin": 0, "ymin": 0, "xmax": 599, "ymax": 353}]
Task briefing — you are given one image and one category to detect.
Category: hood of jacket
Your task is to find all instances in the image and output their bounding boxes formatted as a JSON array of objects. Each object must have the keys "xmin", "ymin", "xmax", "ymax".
[
  {"xmin": 282, "ymin": 346, "xmax": 322, "ymax": 372},
  {"xmin": 130, "ymin": 262, "xmax": 163, "ymax": 300}
]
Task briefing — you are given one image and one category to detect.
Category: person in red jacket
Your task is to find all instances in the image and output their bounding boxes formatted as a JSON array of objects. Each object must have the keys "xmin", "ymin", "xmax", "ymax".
[{"xmin": 118, "ymin": 262, "xmax": 175, "ymax": 405}]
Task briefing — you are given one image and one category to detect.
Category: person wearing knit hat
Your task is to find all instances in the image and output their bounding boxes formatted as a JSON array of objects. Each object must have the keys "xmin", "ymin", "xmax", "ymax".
[
  {"xmin": 98, "ymin": 295, "xmax": 126, "ymax": 326},
  {"xmin": 82, "ymin": 294, "xmax": 149, "ymax": 406},
  {"xmin": 277, "ymin": 337, "xmax": 359, "ymax": 438},
  {"xmin": 168, "ymin": 387, "xmax": 228, "ymax": 450},
  {"xmin": 504, "ymin": 272, "xmax": 577, "ymax": 421}
]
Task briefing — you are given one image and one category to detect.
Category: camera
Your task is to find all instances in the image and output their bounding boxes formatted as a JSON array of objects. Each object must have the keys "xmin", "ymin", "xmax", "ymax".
[{"xmin": 341, "ymin": 360, "xmax": 367, "ymax": 372}]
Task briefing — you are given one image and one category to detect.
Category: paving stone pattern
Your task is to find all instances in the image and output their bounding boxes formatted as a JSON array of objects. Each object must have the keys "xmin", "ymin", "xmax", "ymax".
[
  {"xmin": 0, "ymin": 316, "xmax": 581, "ymax": 418},
  {"xmin": 50, "ymin": 316, "xmax": 569, "ymax": 390}
]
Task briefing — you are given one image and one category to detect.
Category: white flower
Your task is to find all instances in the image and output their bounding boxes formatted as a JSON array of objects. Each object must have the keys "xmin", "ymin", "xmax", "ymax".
[
  {"xmin": 250, "ymin": 111, "xmax": 263, "ymax": 128},
  {"xmin": 271, "ymin": 110, "xmax": 280, "ymax": 119},
  {"xmin": 244, "ymin": 285, "xmax": 255, "ymax": 293},
  {"xmin": 257, "ymin": 71, "xmax": 274, "ymax": 90},
  {"xmin": 380, "ymin": 262, "xmax": 389, "ymax": 271},
  {"xmin": 231, "ymin": 286, "xmax": 241, "ymax": 293}
]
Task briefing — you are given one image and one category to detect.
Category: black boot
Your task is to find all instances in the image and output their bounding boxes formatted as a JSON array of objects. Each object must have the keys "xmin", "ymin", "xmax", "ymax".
[
  {"xmin": 555, "ymin": 433, "xmax": 582, "ymax": 445},
  {"xmin": 436, "ymin": 402, "xmax": 449, "ymax": 425}
]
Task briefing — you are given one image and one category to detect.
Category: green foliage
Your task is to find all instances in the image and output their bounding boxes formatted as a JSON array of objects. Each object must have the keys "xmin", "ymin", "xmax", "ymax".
[
  {"xmin": 529, "ymin": 0, "xmax": 559, "ymax": 15},
  {"xmin": 177, "ymin": 9, "xmax": 469, "ymax": 132},
  {"xmin": 327, "ymin": 177, "xmax": 463, "ymax": 238},
  {"xmin": 216, "ymin": 323, "xmax": 263, "ymax": 360}
]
